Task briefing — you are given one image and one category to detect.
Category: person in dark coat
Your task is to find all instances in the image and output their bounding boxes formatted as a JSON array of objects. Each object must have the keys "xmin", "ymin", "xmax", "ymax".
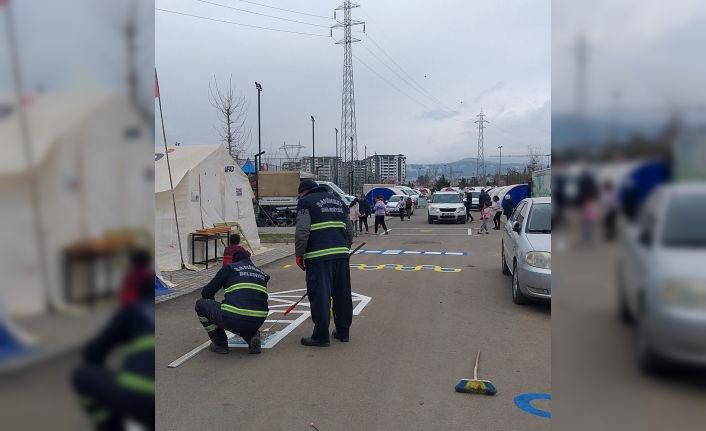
[
  {"xmin": 464, "ymin": 191, "xmax": 475, "ymax": 222},
  {"xmin": 358, "ymin": 194, "xmax": 371, "ymax": 233},
  {"xmin": 503, "ymin": 194, "xmax": 514, "ymax": 221}
]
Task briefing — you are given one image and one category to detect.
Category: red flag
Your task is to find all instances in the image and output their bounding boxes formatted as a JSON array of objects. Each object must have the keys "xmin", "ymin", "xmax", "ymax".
[{"xmin": 154, "ymin": 76, "xmax": 159, "ymax": 98}]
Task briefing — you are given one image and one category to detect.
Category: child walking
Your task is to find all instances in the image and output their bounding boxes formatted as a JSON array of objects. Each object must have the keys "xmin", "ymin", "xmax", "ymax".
[{"xmin": 479, "ymin": 201, "xmax": 492, "ymax": 234}]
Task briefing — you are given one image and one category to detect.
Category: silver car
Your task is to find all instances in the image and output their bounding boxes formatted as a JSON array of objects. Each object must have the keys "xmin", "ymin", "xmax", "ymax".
[
  {"xmin": 618, "ymin": 183, "xmax": 706, "ymax": 372},
  {"xmin": 501, "ymin": 197, "xmax": 552, "ymax": 304}
]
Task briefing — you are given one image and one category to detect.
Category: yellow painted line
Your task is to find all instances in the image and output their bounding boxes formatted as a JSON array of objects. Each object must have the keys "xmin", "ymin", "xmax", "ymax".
[
  {"xmin": 420, "ymin": 229, "xmax": 433, "ymax": 233},
  {"xmin": 283, "ymin": 264, "xmax": 292, "ymax": 269}
]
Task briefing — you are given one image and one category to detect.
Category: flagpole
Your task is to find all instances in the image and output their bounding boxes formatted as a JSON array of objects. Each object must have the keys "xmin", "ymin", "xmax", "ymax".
[
  {"xmin": 4, "ymin": 0, "xmax": 55, "ymax": 312},
  {"xmin": 155, "ymin": 69, "xmax": 185, "ymax": 269}
]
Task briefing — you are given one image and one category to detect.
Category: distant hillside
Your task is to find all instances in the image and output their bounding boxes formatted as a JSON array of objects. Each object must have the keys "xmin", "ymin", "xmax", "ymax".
[{"xmin": 407, "ymin": 157, "xmax": 529, "ymax": 180}]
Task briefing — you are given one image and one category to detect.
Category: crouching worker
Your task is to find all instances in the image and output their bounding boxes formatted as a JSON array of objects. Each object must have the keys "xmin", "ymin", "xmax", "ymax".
[
  {"xmin": 195, "ymin": 250, "xmax": 269, "ymax": 354},
  {"xmin": 72, "ymin": 277, "xmax": 155, "ymax": 430}
]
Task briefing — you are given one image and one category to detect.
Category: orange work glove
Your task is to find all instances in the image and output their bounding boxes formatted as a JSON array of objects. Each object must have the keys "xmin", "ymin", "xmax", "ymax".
[{"xmin": 295, "ymin": 256, "xmax": 306, "ymax": 271}]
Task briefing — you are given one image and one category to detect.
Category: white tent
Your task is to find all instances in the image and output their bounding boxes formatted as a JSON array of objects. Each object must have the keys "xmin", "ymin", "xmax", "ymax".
[
  {"xmin": 0, "ymin": 92, "xmax": 154, "ymax": 315},
  {"xmin": 155, "ymin": 144, "xmax": 261, "ymax": 271}
]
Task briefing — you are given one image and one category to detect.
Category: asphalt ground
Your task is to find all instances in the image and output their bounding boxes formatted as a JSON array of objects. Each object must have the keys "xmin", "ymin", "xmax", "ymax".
[
  {"xmin": 552, "ymin": 214, "xmax": 706, "ymax": 430},
  {"xmin": 155, "ymin": 212, "xmax": 551, "ymax": 430}
]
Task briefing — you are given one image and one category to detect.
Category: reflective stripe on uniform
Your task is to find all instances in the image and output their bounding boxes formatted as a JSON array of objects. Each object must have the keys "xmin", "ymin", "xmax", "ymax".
[
  {"xmin": 198, "ymin": 316, "xmax": 210, "ymax": 323},
  {"xmin": 224, "ymin": 283, "xmax": 268, "ymax": 295},
  {"xmin": 121, "ymin": 335, "xmax": 155, "ymax": 356},
  {"xmin": 117, "ymin": 372, "xmax": 155, "ymax": 395},
  {"xmin": 91, "ymin": 409, "xmax": 111, "ymax": 423},
  {"xmin": 310, "ymin": 221, "xmax": 347, "ymax": 231},
  {"xmin": 303, "ymin": 246, "xmax": 350, "ymax": 260},
  {"xmin": 220, "ymin": 303, "xmax": 268, "ymax": 318},
  {"xmin": 204, "ymin": 324, "xmax": 218, "ymax": 332}
]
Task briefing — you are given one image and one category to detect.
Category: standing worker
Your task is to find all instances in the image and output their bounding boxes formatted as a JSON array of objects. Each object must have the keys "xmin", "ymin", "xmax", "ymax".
[
  {"xmin": 405, "ymin": 196, "xmax": 414, "ymax": 220},
  {"xmin": 295, "ymin": 179, "xmax": 354, "ymax": 346},
  {"xmin": 503, "ymin": 194, "xmax": 514, "ymax": 222},
  {"xmin": 195, "ymin": 250, "xmax": 269, "ymax": 354}
]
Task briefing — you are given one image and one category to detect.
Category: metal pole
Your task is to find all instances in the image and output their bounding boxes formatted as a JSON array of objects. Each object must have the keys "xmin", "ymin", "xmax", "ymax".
[
  {"xmin": 498, "ymin": 145, "xmax": 503, "ymax": 185},
  {"xmin": 6, "ymin": 4, "xmax": 55, "ymax": 310},
  {"xmin": 156, "ymin": 69, "xmax": 185, "ymax": 269},
  {"xmin": 311, "ymin": 116, "xmax": 315, "ymax": 174},
  {"xmin": 350, "ymin": 136, "xmax": 354, "ymax": 195},
  {"xmin": 255, "ymin": 82, "xmax": 262, "ymax": 199},
  {"xmin": 335, "ymin": 128, "xmax": 338, "ymax": 184}
]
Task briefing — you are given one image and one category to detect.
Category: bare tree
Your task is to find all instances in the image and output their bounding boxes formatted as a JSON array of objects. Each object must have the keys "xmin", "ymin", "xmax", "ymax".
[
  {"xmin": 209, "ymin": 75, "xmax": 251, "ymax": 160},
  {"xmin": 526, "ymin": 146, "xmax": 544, "ymax": 173}
]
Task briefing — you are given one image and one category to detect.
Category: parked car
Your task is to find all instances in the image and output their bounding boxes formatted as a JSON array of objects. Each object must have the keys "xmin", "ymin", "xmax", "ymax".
[
  {"xmin": 385, "ymin": 195, "xmax": 413, "ymax": 215},
  {"xmin": 427, "ymin": 191, "xmax": 466, "ymax": 223},
  {"xmin": 618, "ymin": 183, "xmax": 706, "ymax": 372},
  {"xmin": 501, "ymin": 197, "xmax": 552, "ymax": 304}
]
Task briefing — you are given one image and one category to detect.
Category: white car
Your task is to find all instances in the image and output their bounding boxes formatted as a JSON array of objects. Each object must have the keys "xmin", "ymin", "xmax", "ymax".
[
  {"xmin": 618, "ymin": 183, "xmax": 706, "ymax": 372},
  {"xmin": 385, "ymin": 195, "xmax": 414, "ymax": 215},
  {"xmin": 427, "ymin": 191, "xmax": 465, "ymax": 223}
]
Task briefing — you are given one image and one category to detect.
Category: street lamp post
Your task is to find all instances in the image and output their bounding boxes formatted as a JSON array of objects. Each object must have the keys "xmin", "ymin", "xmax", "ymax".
[
  {"xmin": 498, "ymin": 145, "xmax": 503, "ymax": 185},
  {"xmin": 311, "ymin": 116, "xmax": 315, "ymax": 174},
  {"xmin": 255, "ymin": 82, "xmax": 262, "ymax": 199},
  {"xmin": 335, "ymin": 128, "xmax": 339, "ymax": 184}
]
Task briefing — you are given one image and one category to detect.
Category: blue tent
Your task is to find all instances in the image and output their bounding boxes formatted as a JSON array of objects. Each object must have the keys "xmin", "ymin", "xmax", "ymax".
[
  {"xmin": 241, "ymin": 158, "xmax": 256, "ymax": 175},
  {"xmin": 501, "ymin": 184, "xmax": 530, "ymax": 209},
  {"xmin": 365, "ymin": 187, "xmax": 402, "ymax": 206}
]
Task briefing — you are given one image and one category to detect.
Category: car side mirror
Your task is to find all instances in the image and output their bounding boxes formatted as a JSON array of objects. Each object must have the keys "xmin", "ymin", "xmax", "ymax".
[
  {"xmin": 639, "ymin": 229, "xmax": 652, "ymax": 246},
  {"xmin": 512, "ymin": 222, "xmax": 521, "ymax": 233}
]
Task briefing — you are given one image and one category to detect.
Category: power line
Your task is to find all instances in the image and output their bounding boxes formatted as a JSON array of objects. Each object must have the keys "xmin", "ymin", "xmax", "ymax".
[
  {"xmin": 359, "ymin": 42, "xmax": 446, "ymax": 113},
  {"xmin": 364, "ymin": 33, "xmax": 456, "ymax": 113},
  {"xmin": 194, "ymin": 0, "xmax": 331, "ymax": 28},
  {"xmin": 156, "ymin": 8, "xmax": 331, "ymax": 37},
  {"xmin": 353, "ymin": 54, "xmax": 431, "ymax": 110},
  {"xmin": 234, "ymin": 0, "xmax": 333, "ymax": 20}
]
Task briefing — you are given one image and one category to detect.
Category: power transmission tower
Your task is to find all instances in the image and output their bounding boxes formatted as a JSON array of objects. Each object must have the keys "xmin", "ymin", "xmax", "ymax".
[
  {"xmin": 475, "ymin": 109, "xmax": 489, "ymax": 182},
  {"xmin": 332, "ymin": 1, "xmax": 365, "ymax": 194}
]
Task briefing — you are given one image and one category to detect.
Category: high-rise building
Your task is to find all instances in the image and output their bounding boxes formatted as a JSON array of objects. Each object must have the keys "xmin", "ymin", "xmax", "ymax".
[
  {"xmin": 300, "ymin": 156, "xmax": 342, "ymax": 182},
  {"xmin": 365, "ymin": 154, "xmax": 407, "ymax": 184}
]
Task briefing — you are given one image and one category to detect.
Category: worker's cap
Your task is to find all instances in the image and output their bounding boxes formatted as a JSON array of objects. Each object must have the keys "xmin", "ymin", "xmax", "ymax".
[
  {"xmin": 298, "ymin": 179, "xmax": 318, "ymax": 194},
  {"xmin": 505, "ymin": 194, "xmax": 512, "ymax": 199}
]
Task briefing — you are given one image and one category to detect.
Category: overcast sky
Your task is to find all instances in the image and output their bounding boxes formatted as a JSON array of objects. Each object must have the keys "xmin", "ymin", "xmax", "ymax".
[
  {"xmin": 552, "ymin": 0, "xmax": 706, "ymax": 118},
  {"xmin": 155, "ymin": 0, "xmax": 550, "ymax": 164}
]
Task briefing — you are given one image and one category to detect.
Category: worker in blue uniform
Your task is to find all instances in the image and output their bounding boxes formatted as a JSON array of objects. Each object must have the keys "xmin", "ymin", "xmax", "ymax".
[
  {"xmin": 72, "ymin": 277, "xmax": 155, "ymax": 430},
  {"xmin": 195, "ymin": 250, "xmax": 269, "ymax": 354},
  {"xmin": 295, "ymin": 179, "xmax": 354, "ymax": 346}
]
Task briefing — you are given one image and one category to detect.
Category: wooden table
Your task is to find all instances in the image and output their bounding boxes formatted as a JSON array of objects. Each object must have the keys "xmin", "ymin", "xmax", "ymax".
[{"xmin": 191, "ymin": 227, "xmax": 231, "ymax": 268}]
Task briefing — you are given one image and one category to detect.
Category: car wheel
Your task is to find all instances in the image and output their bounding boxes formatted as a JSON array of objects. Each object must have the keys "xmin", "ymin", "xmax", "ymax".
[
  {"xmin": 617, "ymin": 262, "xmax": 633, "ymax": 324},
  {"xmin": 512, "ymin": 260, "xmax": 530, "ymax": 305},
  {"xmin": 501, "ymin": 242, "xmax": 511, "ymax": 275},
  {"xmin": 636, "ymin": 310, "xmax": 661, "ymax": 374},
  {"xmin": 427, "ymin": 215, "xmax": 433, "ymax": 224}
]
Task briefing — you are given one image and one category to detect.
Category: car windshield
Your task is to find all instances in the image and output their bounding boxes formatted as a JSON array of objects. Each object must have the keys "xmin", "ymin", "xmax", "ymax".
[
  {"xmin": 526, "ymin": 203, "xmax": 551, "ymax": 233},
  {"xmin": 471, "ymin": 192, "xmax": 480, "ymax": 198},
  {"xmin": 432, "ymin": 194, "xmax": 461, "ymax": 203},
  {"xmin": 323, "ymin": 182, "xmax": 346, "ymax": 196},
  {"xmin": 388, "ymin": 196, "xmax": 402, "ymax": 203},
  {"xmin": 662, "ymin": 195, "xmax": 706, "ymax": 247}
]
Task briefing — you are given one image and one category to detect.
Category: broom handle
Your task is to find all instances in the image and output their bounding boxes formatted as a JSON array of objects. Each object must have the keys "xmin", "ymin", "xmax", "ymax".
[
  {"xmin": 283, "ymin": 242, "xmax": 366, "ymax": 316},
  {"xmin": 473, "ymin": 350, "xmax": 480, "ymax": 380}
]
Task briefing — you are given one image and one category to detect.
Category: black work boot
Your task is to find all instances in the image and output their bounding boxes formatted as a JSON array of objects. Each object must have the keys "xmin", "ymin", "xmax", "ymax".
[
  {"xmin": 247, "ymin": 331, "xmax": 261, "ymax": 354},
  {"xmin": 300, "ymin": 337, "xmax": 330, "ymax": 347},
  {"xmin": 332, "ymin": 330, "xmax": 349, "ymax": 342},
  {"xmin": 209, "ymin": 342, "xmax": 229, "ymax": 354}
]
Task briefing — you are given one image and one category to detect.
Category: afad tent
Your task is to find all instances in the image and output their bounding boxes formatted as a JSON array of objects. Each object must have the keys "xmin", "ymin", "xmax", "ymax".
[
  {"xmin": 0, "ymin": 92, "xmax": 153, "ymax": 315},
  {"xmin": 155, "ymin": 145, "xmax": 261, "ymax": 271}
]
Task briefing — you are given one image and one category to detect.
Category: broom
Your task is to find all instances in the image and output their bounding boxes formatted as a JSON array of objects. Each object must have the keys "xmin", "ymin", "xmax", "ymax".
[{"xmin": 454, "ymin": 350, "xmax": 497, "ymax": 395}]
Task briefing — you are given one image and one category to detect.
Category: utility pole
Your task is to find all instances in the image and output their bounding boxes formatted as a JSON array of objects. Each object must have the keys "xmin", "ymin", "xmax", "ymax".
[
  {"xmin": 498, "ymin": 145, "xmax": 503, "ymax": 185},
  {"xmin": 311, "ymin": 116, "xmax": 315, "ymax": 174},
  {"xmin": 255, "ymin": 82, "xmax": 262, "ymax": 198},
  {"xmin": 332, "ymin": 0, "xmax": 365, "ymax": 193},
  {"xmin": 334, "ymin": 128, "xmax": 339, "ymax": 184},
  {"xmin": 350, "ymin": 136, "xmax": 354, "ymax": 195},
  {"xmin": 475, "ymin": 109, "xmax": 489, "ymax": 182}
]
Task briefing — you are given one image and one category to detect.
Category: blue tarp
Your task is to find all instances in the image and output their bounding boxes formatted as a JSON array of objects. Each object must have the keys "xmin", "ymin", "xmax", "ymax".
[
  {"xmin": 0, "ymin": 320, "xmax": 29, "ymax": 362},
  {"xmin": 503, "ymin": 184, "xmax": 530, "ymax": 209},
  {"xmin": 241, "ymin": 158, "xmax": 256, "ymax": 175},
  {"xmin": 155, "ymin": 276, "xmax": 173, "ymax": 297}
]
